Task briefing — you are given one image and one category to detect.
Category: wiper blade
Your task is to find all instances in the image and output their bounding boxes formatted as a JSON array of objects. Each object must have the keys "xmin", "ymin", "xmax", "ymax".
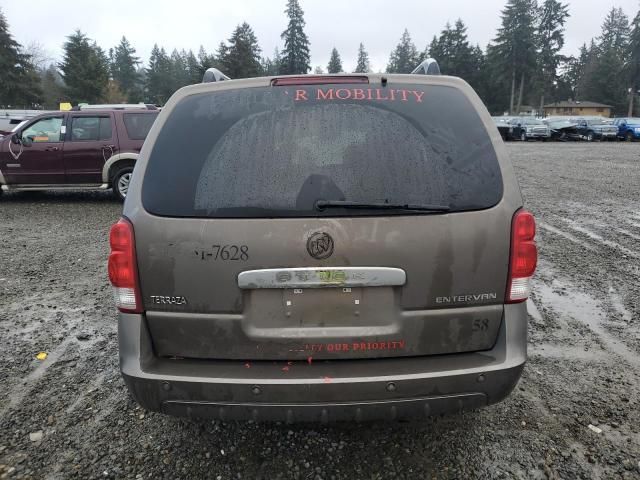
[{"xmin": 315, "ymin": 200, "xmax": 450, "ymax": 212}]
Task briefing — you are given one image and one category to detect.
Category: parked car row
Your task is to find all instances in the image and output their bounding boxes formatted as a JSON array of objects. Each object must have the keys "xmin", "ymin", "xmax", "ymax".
[{"xmin": 493, "ymin": 115, "xmax": 640, "ymax": 142}]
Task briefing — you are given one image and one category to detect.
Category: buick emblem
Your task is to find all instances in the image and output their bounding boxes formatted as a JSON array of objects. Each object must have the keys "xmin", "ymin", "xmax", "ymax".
[{"xmin": 307, "ymin": 232, "xmax": 334, "ymax": 260}]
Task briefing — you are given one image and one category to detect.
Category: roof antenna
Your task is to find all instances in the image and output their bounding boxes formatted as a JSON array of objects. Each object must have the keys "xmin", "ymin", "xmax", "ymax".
[
  {"xmin": 202, "ymin": 68, "xmax": 231, "ymax": 83},
  {"xmin": 412, "ymin": 58, "xmax": 441, "ymax": 75}
]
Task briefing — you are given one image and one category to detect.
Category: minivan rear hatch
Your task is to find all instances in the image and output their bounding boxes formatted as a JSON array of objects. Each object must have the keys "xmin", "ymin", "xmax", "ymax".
[{"xmin": 135, "ymin": 77, "xmax": 511, "ymax": 361}]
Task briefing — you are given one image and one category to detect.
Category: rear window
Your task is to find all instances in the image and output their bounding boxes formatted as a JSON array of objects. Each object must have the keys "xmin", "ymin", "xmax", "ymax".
[
  {"xmin": 123, "ymin": 113, "xmax": 157, "ymax": 140},
  {"xmin": 143, "ymin": 83, "xmax": 503, "ymax": 217}
]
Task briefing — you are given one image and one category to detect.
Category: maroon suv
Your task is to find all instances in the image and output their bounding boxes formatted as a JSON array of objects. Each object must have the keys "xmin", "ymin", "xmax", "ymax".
[{"xmin": 0, "ymin": 107, "xmax": 158, "ymax": 200}]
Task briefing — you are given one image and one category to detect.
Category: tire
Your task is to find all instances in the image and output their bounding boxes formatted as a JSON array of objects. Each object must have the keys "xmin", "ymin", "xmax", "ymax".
[
  {"xmin": 626, "ymin": 131, "xmax": 634, "ymax": 142},
  {"xmin": 586, "ymin": 131, "xmax": 595, "ymax": 142},
  {"xmin": 111, "ymin": 166, "xmax": 133, "ymax": 201},
  {"xmin": 520, "ymin": 131, "xmax": 527, "ymax": 142}
]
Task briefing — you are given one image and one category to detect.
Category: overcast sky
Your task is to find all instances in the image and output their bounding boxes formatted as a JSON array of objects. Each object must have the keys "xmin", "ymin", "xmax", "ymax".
[{"xmin": 2, "ymin": 0, "xmax": 639, "ymax": 72}]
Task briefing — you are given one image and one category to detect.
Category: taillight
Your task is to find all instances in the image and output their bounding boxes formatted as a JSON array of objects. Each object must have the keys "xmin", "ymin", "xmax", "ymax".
[
  {"xmin": 270, "ymin": 76, "xmax": 369, "ymax": 86},
  {"xmin": 108, "ymin": 218, "xmax": 143, "ymax": 313},
  {"xmin": 507, "ymin": 209, "xmax": 537, "ymax": 303}
]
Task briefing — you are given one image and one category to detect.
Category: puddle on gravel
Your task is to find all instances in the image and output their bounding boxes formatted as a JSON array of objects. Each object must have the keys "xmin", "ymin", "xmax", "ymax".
[
  {"xmin": 534, "ymin": 281, "xmax": 640, "ymax": 368},
  {"xmin": 608, "ymin": 287, "xmax": 633, "ymax": 322}
]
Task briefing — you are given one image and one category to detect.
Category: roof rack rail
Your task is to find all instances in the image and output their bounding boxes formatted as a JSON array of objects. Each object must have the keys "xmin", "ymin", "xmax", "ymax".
[
  {"xmin": 71, "ymin": 103, "xmax": 157, "ymax": 111},
  {"xmin": 202, "ymin": 68, "xmax": 231, "ymax": 83},
  {"xmin": 412, "ymin": 58, "xmax": 441, "ymax": 76}
]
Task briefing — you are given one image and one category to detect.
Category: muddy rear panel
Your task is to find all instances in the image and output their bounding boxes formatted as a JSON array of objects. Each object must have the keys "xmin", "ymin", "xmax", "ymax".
[{"xmin": 125, "ymin": 74, "xmax": 523, "ymax": 361}]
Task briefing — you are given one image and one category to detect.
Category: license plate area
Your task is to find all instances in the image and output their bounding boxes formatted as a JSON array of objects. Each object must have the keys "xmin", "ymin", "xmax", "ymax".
[{"xmin": 283, "ymin": 287, "xmax": 365, "ymax": 327}]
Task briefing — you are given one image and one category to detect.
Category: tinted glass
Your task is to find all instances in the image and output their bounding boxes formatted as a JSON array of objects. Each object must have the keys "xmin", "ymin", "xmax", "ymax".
[
  {"xmin": 143, "ymin": 83, "xmax": 503, "ymax": 217},
  {"xmin": 70, "ymin": 116, "xmax": 112, "ymax": 141},
  {"xmin": 123, "ymin": 113, "xmax": 157, "ymax": 140},
  {"xmin": 22, "ymin": 117, "xmax": 63, "ymax": 142}
]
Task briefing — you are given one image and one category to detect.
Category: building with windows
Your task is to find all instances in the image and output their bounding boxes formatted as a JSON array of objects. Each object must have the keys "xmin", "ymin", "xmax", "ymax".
[{"xmin": 543, "ymin": 100, "xmax": 612, "ymax": 118}]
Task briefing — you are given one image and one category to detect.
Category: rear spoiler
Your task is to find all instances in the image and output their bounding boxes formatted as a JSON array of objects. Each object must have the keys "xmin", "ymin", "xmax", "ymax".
[
  {"xmin": 202, "ymin": 68, "xmax": 231, "ymax": 83},
  {"xmin": 412, "ymin": 59, "xmax": 441, "ymax": 75},
  {"xmin": 201, "ymin": 61, "xmax": 439, "ymax": 84},
  {"xmin": 202, "ymin": 58, "xmax": 440, "ymax": 84}
]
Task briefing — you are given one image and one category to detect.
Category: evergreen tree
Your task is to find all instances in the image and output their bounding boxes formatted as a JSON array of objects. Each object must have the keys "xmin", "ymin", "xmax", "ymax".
[
  {"xmin": 599, "ymin": 7, "xmax": 630, "ymax": 50},
  {"xmin": 327, "ymin": 47, "xmax": 343, "ymax": 73},
  {"xmin": 627, "ymin": 9, "xmax": 640, "ymax": 114},
  {"xmin": 428, "ymin": 20, "xmax": 483, "ymax": 88},
  {"xmin": 39, "ymin": 64, "xmax": 65, "ymax": 109},
  {"xmin": 261, "ymin": 48, "xmax": 282, "ymax": 76},
  {"xmin": 169, "ymin": 49, "xmax": 189, "ymax": 92},
  {"xmin": 195, "ymin": 44, "xmax": 227, "ymax": 79},
  {"xmin": 425, "ymin": 35, "xmax": 439, "ymax": 63},
  {"xmin": 579, "ymin": 8, "xmax": 630, "ymax": 115},
  {"xmin": 215, "ymin": 41, "xmax": 229, "ymax": 71},
  {"xmin": 386, "ymin": 29, "xmax": 420, "ymax": 73},
  {"xmin": 220, "ymin": 22, "xmax": 262, "ymax": 78},
  {"xmin": 109, "ymin": 36, "xmax": 141, "ymax": 102},
  {"xmin": 0, "ymin": 8, "xmax": 42, "ymax": 107},
  {"xmin": 487, "ymin": 0, "xmax": 539, "ymax": 114},
  {"xmin": 145, "ymin": 44, "xmax": 173, "ymax": 105},
  {"xmin": 60, "ymin": 30, "xmax": 109, "ymax": 104},
  {"xmin": 535, "ymin": 0, "xmax": 570, "ymax": 109},
  {"xmin": 354, "ymin": 43, "xmax": 370, "ymax": 73},
  {"xmin": 280, "ymin": 0, "xmax": 311, "ymax": 74},
  {"xmin": 314, "ymin": 65, "xmax": 325, "ymax": 74},
  {"xmin": 197, "ymin": 45, "xmax": 214, "ymax": 77},
  {"xmin": 558, "ymin": 43, "xmax": 589, "ymax": 99},
  {"xmin": 481, "ymin": 42, "xmax": 512, "ymax": 114},
  {"xmin": 469, "ymin": 44, "xmax": 490, "ymax": 102},
  {"xmin": 184, "ymin": 49, "xmax": 201, "ymax": 84},
  {"xmin": 573, "ymin": 41, "xmax": 598, "ymax": 99},
  {"xmin": 104, "ymin": 79, "xmax": 128, "ymax": 103}
]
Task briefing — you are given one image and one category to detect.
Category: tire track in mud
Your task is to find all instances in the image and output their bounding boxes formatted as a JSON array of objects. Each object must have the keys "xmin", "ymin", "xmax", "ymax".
[
  {"xmin": 532, "ymin": 278, "xmax": 640, "ymax": 369},
  {"xmin": 533, "ymin": 208, "xmax": 639, "ymax": 357},
  {"xmin": 558, "ymin": 218, "xmax": 640, "ymax": 260},
  {"xmin": 0, "ymin": 337, "xmax": 74, "ymax": 420},
  {"xmin": 540, "ymin": 214, "xmax": 640, "ymax": 260},
  {"xmin": 537, "ymin": 221, "xmax": 597, "ymax": 252}
]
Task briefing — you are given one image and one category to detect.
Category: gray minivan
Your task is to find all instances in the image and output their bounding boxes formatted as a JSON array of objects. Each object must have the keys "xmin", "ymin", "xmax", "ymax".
[{"xmin": 109, "ymin": 73, "xmax": 537, "ymax": 422}]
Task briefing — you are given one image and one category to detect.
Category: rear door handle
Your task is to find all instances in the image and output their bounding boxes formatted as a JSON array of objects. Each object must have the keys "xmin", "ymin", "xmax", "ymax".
[{"xmin": 45, "ymin": 146, "xmax": 59, "ymax": 152}]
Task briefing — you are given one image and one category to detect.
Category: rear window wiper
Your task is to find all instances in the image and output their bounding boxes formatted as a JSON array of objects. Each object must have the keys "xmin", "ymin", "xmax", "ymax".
[{"xmin": 315, "ymin": 200, "xmax": 450, "ymax": 212}]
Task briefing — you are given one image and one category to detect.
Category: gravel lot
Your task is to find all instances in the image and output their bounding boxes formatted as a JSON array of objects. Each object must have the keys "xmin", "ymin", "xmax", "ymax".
[{"xmin": 1, "ymin": 142, "xmax": 639, "ymax": 479}]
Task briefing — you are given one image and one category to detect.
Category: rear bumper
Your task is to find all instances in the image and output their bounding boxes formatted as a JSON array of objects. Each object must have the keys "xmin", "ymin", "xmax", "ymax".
[
  {"xmin": 619, "ymin": 130, "xmax": 640, "ymax": 139},
  {"xmin": 525, "ymin": 132, "xmax": 550, "ymax": 139},
  {"xmin": 118, "ymin": 303, "xmax": 527, "ymax": 422}
]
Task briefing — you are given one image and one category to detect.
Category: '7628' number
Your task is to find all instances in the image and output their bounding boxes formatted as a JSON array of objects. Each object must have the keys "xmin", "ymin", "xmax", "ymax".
[{"xmin": 195, "ymin": 245, "xmax": 249, "ymax": 261}]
